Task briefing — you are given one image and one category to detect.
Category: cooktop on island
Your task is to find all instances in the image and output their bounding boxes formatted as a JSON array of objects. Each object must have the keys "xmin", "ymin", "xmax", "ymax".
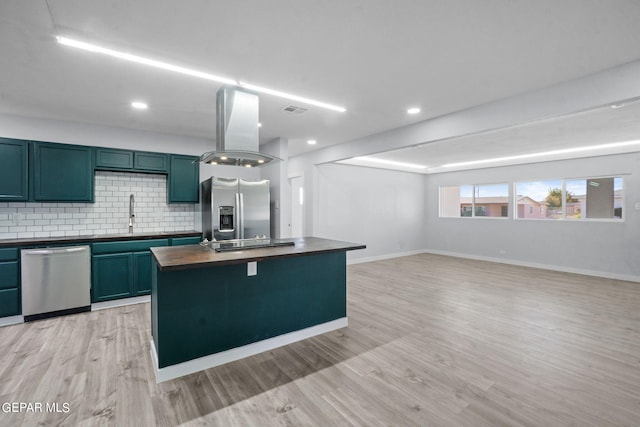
[{"xmin": 203, "ymin": 238, "xmax": 296, "ymax": 252}]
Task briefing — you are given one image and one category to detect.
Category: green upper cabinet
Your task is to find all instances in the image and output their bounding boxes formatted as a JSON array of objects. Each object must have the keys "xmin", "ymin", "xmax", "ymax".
[
  {"xmin": 95, "ymin": 148, "xmax": 168, "ymax": 173},
  {"xmin": 134, "ymin": 151, "xmax": 168, "ymax": 172},
  {"xmin": 95, "ymin": 148, "xmax": 134, "ymax": 170},
  {"xmin": 168, "ymin": 154, "xmax": 199, "ymax": 203},
  {"xmin": 0, "ymin": 138, "xmax": 29, "ymax": 201},
  {"xmin": 33, "ymin": 142, "xmax": 94, "ymax": 202}
]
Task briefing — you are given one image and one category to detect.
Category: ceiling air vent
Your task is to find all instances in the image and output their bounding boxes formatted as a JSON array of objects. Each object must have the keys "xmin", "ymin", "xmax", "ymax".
[{"xmin": 282, "ymin": 105, "xmax": 309, "ymax": 115}]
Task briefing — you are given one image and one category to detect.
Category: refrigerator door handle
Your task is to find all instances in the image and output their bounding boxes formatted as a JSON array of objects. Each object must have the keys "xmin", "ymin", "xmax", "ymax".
[{"xmin": 238, "ymin": 192, "xmax": 245, "ymax": 239}]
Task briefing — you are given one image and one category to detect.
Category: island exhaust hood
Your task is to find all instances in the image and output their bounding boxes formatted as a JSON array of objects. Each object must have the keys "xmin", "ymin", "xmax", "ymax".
[{"xmin": 199, "ymin": 86, "xmax": 280, "ymax": 167}]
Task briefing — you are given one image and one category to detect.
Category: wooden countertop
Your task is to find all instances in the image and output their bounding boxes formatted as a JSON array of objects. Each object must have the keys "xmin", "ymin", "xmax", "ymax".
[
  {"xmin": 151, "ymin": 237, "xmax": 366, "ymax": 271},
  {"xmin": 0, "ymin": 231, "xmax": 201, "ymax": 248}
]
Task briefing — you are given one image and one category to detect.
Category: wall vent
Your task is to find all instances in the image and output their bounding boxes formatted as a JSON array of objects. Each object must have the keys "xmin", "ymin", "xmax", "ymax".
[{"xmin": 282, "ymin": 105, "xmax": 309, "ymax": 115}]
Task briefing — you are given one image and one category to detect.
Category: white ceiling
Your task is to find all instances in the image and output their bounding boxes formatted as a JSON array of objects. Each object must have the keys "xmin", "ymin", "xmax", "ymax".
[
  {"xmin": 340, "ymin": 99, "xmax": 640, "ymax": 173},
  {"xmin": 1, "ymin": 1, "xmax": 640, "ymax": 158}
]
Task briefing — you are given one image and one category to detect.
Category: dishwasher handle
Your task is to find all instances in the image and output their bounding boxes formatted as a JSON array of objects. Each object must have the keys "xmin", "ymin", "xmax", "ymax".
[{"xmin": 23, "ymin": 247, "xmax": 88, "ymax": 255}]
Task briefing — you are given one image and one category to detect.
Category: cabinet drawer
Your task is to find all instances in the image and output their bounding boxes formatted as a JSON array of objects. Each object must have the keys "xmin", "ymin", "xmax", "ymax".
[
  {"xmin": 170, "ymin": 236, "xmax": 202, "ymax": 246},
  {"xmin": 0, "ymin": 248, "xmax": 18, "ymax": 262},
  {"xmin": 92, "ymin": 239, "xmax": 169, "ymax": 254},
  {"xmin": 0, "ymin": 261, "xmax": 19, "ymax": 291},
  {"xmin": 0, "ymin": 288, "xmax": 20, "ymax": 317}
]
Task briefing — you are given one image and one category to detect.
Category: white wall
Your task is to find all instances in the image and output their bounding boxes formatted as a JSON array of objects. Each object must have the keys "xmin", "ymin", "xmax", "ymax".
[
  {"xmin": 316, "ymin": 163, "xmax": 425, "ymax": 261},
  {"xmin": 424, "ymin": 153, "xmax": 640, "ymax": 281}
]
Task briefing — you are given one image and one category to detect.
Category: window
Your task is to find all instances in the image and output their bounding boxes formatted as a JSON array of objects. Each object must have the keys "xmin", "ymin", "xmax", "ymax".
[
  {"xmin": 565, "ymin": 177, "xmax": 623, "ymax": 219},
  {"xmin": 516, "ymin": 177, "xmax": 623, "ymax": 220},
  {"xmin": 515, "ymin": 180, "xmax": 562, "ymax": 219},
  {"xmin": 440, "ymin": 183, "xmax": 508, "ymax": 218}
]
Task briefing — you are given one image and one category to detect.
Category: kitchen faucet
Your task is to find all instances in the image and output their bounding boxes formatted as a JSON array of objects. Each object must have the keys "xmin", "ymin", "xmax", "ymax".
[{"xmin": 128, "ymin": 194, "xmax": 135, "ymax": 234}]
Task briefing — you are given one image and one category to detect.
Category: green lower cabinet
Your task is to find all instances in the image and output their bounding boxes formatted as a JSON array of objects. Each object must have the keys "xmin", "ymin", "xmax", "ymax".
[
  {"xmin": 0, "ymin": 253, "xmax": 20, "ymax": 317},
  {"xmin": 0, "ymin": 288, "xmax": 20, "ymax": 318},
  {"xmin": 133, "ymin": 251, "xmax": 152, "ymax": 296},
  {"xmin": 92, "ymin": 253, "xmax": 133, "ymax": 302}
]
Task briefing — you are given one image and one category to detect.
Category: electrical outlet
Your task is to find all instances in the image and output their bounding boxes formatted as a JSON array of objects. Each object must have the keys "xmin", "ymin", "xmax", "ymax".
[
  {"xmin": 11, "ymin": 212, "xmax": 24, "ymax": 223},
  {"xmin": 498, "ymin": 249, "xmax": 507, "ymax": 255},
  {"xmin": 635, "ymin": 202, "xmax": 640, "ymax": 211}
]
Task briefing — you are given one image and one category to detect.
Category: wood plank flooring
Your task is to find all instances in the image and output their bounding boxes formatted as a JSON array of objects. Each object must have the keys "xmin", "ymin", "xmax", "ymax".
[{"xmin": 1, "ymin": 253, "xmax": 640, "ymax": 426}]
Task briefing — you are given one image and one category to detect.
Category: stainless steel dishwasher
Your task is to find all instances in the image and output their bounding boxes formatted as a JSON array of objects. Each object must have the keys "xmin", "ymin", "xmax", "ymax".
[{"xmin": 21, "ymin": 245, "xmax": 91, "ymax": 321}]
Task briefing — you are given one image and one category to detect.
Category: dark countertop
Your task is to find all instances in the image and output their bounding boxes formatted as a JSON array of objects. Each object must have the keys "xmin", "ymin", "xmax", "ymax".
[
  {"xmin": 151, "ymin": 236, "xmax": 366, "ymax": 271},
  {"xmin": 0, "ymin": 231, "xmax": 202, "ymax": 248}
]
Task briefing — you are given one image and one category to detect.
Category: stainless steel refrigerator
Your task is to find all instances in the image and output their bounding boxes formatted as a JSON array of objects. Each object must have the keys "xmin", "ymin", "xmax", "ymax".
[{"xmin": 201, "ymin": 177, "xmax": 270, "ymax": 241}]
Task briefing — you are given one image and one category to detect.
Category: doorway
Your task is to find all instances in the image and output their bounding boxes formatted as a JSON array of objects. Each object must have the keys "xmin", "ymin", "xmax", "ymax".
[{"xmin": 289, "ymin": 175, "xmax": 304, "ymax": 237}]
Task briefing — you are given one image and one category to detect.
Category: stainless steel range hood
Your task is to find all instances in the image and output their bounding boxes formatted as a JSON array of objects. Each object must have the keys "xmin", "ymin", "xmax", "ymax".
[{"xmin": 199, "ymin": 86, "xmax": 280, "ymax": 167}]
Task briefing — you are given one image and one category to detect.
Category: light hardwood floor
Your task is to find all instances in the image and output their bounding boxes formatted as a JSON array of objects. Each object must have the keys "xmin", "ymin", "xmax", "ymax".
[{"xmin": 1, "ymin": 254, "xmax": 639, "ymax": 426}]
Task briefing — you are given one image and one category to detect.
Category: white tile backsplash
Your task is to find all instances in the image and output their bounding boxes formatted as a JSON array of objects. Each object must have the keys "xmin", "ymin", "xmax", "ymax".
[{"xmin": 0, "ymin": 171, "xmax": 195, "ymax": 239}]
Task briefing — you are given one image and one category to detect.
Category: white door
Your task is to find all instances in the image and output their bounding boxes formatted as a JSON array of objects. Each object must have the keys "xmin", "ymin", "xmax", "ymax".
[{"xmin": 289, "ymin": 176, "xmax": 304, "ymax": 237}]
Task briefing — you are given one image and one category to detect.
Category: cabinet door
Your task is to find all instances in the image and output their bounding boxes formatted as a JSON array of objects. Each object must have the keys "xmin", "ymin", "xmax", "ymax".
[
  {"xmin": 33, "ymin": 142, "xmax": 94, "ymax": 202},
  {"xmin": 133, "ymin": 251, "xmax": 152, "ymax": 296},
  {"xmin": 0, "ymin": 138, "xmax": 29, "ymax": 201},
  {"xmin": 95, "ymin": 148, "xmax": 134, "ymax": 170},
  {"xmin": 134, "ymin": 152, "xmax": 167, "ymax": 172},
  {"xmin": 168, "ymin": 155, "xmax": 199, "ymax": 203},
  {"xmin": 0, "ymin": 260, "xmax": 20, "ymax": 317},
  {"xmin": 92, "ymin": 253, "xmax": 133, "ymax": 302}
]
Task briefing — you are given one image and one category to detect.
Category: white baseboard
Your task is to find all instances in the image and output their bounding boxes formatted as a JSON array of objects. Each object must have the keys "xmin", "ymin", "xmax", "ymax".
[
  {"xmin": 0, "ymin": 315, "xmax": 24, "ymax": 327},
  {"xmin": 423, "ymin": 249, "xmax": 640, "ymax": 283},
  {"xmin": 151, "ymin": 317, "xmax": 348, "ymax": 383},
  {"xmin": 348, "ymin": 249, "xmax": 424, "ymax": 265},
  {"xmin": 91, "ymin": 295, "xmax": 150, "ymax": 311}
]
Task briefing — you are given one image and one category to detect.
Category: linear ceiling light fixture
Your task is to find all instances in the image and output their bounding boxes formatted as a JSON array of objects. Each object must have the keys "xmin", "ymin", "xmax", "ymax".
[
  {"xmin": 353, "ymin": 156, "xmax": 427, "ymax": 169},
  {"xmin": 239, "ymin": 81, "xmax": 346, "ymax": 113},
  {"xmin": 441, "ymin": 139, "xmax": 640, "ymax": 168},
  {"xmin": 56, "ymin": 36, "xmax": 346, "ymax": 113}
]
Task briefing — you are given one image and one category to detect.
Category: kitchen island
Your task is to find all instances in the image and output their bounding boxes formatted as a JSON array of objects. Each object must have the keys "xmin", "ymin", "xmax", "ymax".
[{"xmin": 149, "ymin": 236, "xmax": 365, "ymax": 382}]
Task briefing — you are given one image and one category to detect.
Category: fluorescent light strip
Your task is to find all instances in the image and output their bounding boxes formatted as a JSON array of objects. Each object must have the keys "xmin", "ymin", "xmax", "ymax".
[
  {"xmin": 56, "ymin": 36, "xmax": 237, "ymax": 85},
  {"xmin": 441, "ymin": 139, "xmax": 640, "ymax": 168},
  {"xmin": 239, "ymin": 81, "xmax": 346, "ymax": 113},
  {"xmin": 56, "ymin": 36, "xmax": 346, "ymax": 113},
  {"xmin": 353, "ymin": 156, "xmax": 427, "ymax": 169}
]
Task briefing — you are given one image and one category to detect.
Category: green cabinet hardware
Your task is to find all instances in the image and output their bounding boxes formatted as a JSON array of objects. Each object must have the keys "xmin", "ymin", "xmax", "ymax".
[
  {"xmin": 95, "ymin": 148, "xmax": 134, "ymax": 170},
  {"xmin": 32, "ymin": 142, "xmax": 94, "ymax": 202},
  {"xmin": 0, "ymin": 138, "xmax": 29, "ymax": 201},
  {"xmin": 168, "ymin": 155, "xmax": 199, "ymax": 203},
  {"xmin": 134, "ymin": 152, "xmax": 167, "ymax": 172}
]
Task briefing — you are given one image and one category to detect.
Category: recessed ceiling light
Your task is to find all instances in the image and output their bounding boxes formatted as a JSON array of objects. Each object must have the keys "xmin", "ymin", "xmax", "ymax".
[
  {"xmin": 353, "ymin": 156, "xmax": 427, "ymax": 169},
  {"xmin": 611, "ymin": 103, "xmax": 625, "ymax": 109},
  {"xmin": 258, "ymin": 159, "xmax": 265, "ymax": 164},
  {"xmin": 56, "ymin": 36, "xmax": 346, "ymax": 113},
  {"xmin": 131, "ymin": 101, "xmax": 148, "ymax": 110},
  {"xmin": 407, "ymin": 107, "xmax": 421, "ymax": 114},
  {"xmin": 440, "ymin": 139, "xmax": 640, "ymax": 168},
  {"xmin": 220, "ymin": 156, "xmax": 228, "ymax": 160},
  {"xmin": 307, "ymin": 140, "xmax": 317, "ymax": 145},
  {"xmin": 245, "ymin": 164, "xmax": 252, "ymax": 168}
]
